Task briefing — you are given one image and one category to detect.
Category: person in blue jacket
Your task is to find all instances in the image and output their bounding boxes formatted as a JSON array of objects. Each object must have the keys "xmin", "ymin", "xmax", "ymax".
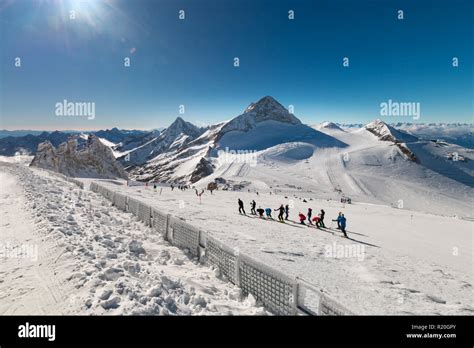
[
  {"xmin": 333, "ymin": 213, "xmax": 348, "ymax": 237},
  {"xmin": 265, "ymin": 208, "xmax": 273, "ymax": 219}
]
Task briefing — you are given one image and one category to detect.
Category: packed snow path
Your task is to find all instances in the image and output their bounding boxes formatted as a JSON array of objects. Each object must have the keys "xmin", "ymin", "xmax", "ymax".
[
  {"xmin": 94, "ymin": 180, "xmax": 474, "ymax": 315},
  {"xmin": 0, "ymin": 162, "xmax": 265, "ymax": 315}
]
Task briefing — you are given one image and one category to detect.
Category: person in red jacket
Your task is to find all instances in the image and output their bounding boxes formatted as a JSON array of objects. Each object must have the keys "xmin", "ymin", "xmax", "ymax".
[
  {"xmin": 312, "ymin": 215, "xmax": 321, "ymax": 228},
  {"xmin": 298, "ymin": 213, "xmax": 306, "ymax": 225}
]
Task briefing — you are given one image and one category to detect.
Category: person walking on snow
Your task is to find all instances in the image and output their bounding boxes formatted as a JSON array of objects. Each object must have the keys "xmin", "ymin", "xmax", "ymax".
[
  {"xmin": 284, "ymin": 204, "xmax": 289, "ymax": 220},
  {"xmin": 319, "ymin": 209, "xmax": 326, "ymax": 228},
  {"xmin": 257, "ymin": 207, "xmax": 265, "ymax": 218},
  {"xmin": 238, "ymin": 199, "xmax": 246, "ymax": 215},
  {"xmin": 274, "ymin": 204, "xmax": 285, "ymax": 222},
  {"xmin": 251, "ymin": 200, "xmax": 257, "ymax": 215},
  {"xmin": 333, "ymin": 214, "xmax": 348, "ymax": 237},
  {"xmin": 298, "ymin": 213, "xmax": 306, "ymax": 225},
  {"xmin": 265, "ymin": 208, "xmax": 272, "ymax": 219},
  {"xmin": 307, "ymin": 208, "xmax": 313, "ymax": 225}
]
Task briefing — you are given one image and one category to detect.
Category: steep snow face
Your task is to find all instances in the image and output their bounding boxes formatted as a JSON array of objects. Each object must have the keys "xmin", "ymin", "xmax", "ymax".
[
  {"xmin": 30, "ymin": 135, "xmax": 128, "ymax": 179},
  {"xmin": 118, "ymin": 117, "xmax": 205, "ymax": 166},
  {"xmin": 220, "ymin": 96, "xmax": 301, "ymax": 134}
]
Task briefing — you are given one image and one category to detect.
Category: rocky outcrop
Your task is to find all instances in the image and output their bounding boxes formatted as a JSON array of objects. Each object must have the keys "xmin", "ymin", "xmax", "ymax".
[{"xmin": 30, "ymin": 135, "xmax": 128, "ymax": 179}]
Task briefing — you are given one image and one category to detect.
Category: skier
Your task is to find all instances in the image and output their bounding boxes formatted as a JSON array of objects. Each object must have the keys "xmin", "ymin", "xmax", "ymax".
[
  {"xmin": 251, "ymin": 200, "xmax": 257, "ymax": 215},
  {"xmin": 238, "ymin": 199, "xmax": 246, "ymax": 215},
  {"xmin": 332, "ymin": 213, "xmax": 348, "ymax": 237},
  {"xmin": 284, "ymin": 204, "xmax": 289, "ymax": 220},
  {"xmin": 274, "ymin": 204, "xmax": 285, "ymax": 222},
  {"xmin": 298, "ymin": 212, "xmax": 306, "ymax": 225},
  {"xmin": 171, "ymin": 184, "xmax": 174, "ymax": 191},
  {"xmin": 319, "ymin": 209, "xmax": 326, "ymax": 228},
  {"xmin": 265, "ymin": 208, "xmax": 272, "ymax": 219},
  {"xmin": 153, "ymin": 183, "xmax": 157, "ymax": 190},
  {"xmin": 307, "ymin": 208, "xmax": 313, "ymax": 225},
  {"xmin": 311, "ymin": 215, "xmax": 321, "ymax": 228},
  {"xmin": 257, "ymin": 206, "xmax": 265, "ymax": 218}
]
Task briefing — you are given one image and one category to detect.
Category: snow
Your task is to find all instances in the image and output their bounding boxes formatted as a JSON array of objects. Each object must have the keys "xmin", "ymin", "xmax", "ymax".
[
  {"xmin": 218, "ymin": 120, "xmax": 347, "ymax": 152},
  {"xmin": 0, "ymin": 155, "xmax": 33, "ymax": 165},
  {"xmin": 93, "ymin": 179, "xmax": 473, "ymax": 315},
  {"xmin": 0, "ymin": 162, "xmax": 267, "ymax": 315},
  {"xmin": 396, "ymin": 123, "xmax": 473, "ymax": 149}
]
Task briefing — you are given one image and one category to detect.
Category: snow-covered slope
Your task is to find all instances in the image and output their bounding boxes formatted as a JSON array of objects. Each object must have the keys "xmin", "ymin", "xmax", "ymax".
[
  {"xmin": 194, "ymin": 118, "xmax": 472, "ymax": 217},
  {"xmin": 361, "ymin": 119, "xmax": 418, "ymax": 162},
  {"xmin": 363, "ymin": 119, "xmax": 418, "ymax": 144},
  {"xmin": 95, "ymin": 178, "xmax": 473, "ymax": 315},
  {"xmin": 0, "ymin": 162, "xmax": 265, "ymax": 315},
  {"xmin": 118, "ymin": 117, "xmax": 205, "ymax": 166},
  {"xmin": 316, "ymin": 121, "xmax": 345, "ymax": 132},
  {"xmin": 128, "ymin": 96, "xmax": 346, "ymax": 183},
  {"xmin": 30, "ymin": 135, "xmax": 128, "ymax": 179}
]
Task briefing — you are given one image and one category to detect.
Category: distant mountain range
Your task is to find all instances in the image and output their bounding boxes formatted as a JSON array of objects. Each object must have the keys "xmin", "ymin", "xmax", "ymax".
[{"xmin": 2, "ymin": 96, "xmax": 473, "ymax": 191}]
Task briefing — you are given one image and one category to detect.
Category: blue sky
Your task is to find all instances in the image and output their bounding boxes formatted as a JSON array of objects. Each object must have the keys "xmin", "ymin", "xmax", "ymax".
[{"xmin": 1, "ymin": 0, "xmax": 472, "ymax": 130}]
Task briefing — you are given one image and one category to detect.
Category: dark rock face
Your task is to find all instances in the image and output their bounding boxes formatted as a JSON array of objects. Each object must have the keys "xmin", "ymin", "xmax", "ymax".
[{"xmin": 189, "ymin": 158, "xmax": 214, "ymax": 183}]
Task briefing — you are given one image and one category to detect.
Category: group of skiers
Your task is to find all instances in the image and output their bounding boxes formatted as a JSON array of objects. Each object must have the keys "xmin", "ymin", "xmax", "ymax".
[
  {"xmin": 238, "ymin": 199, "xmax": 348, "ymax": 237},
  {"xmin": 170, "ymin": 184, "xmax": 190, "ymax": 191}
]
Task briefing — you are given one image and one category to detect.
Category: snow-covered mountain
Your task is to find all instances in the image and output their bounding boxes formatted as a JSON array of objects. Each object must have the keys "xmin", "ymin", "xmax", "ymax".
[
  {"xmin": 396, "ymin": 123, "xmax": 474, "ymax": 149},
  {"xmin": 361, "ymin": 119, "xmax": 418, "ymax": 162},
  {"xmin": 363, "ymin": 119, "xmax": 418, "ymax": 143},
  {"xmin": 30, "ymin": 135, "xmax": 127, "ymax": 179},
  {"xmin": 128, "ymin": 96, "xmax": 347, "ymax": 183},
  {"xmin": 93, "ymin": 127, "xmax": 150, "ymax": 144},
  {"xmin": 316, "ymin": 121, "xmax": 344, "ymax": 132},
  {"xmin": 0, "ymin": 129, "xmax": 152, "ymax": 156},
  {"xmin": 117, "ymin": 117, "xmax": 206, "ymax": 166},
  {"xmin": 0, "ymin": 131, "xmax": 82, "ymax": 156}
]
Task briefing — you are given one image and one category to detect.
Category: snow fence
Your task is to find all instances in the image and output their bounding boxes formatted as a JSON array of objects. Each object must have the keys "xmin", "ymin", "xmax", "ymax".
[{"xmin": 91, "ymin": 182, "xmax": 353, "ymax": 316}]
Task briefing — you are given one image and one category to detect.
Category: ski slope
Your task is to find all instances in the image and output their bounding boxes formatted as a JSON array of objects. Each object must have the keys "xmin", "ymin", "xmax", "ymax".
[{"xmin": 94, "ymin": 179, "xmax": 473, "ymax": 315}]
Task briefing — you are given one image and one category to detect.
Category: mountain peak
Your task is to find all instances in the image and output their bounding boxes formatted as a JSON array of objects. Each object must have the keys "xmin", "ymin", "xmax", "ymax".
[
  {"xmin": 365, "ymin": 119, "xmax": 418, "ymax": 144},
  {"xmin": 166, "ymin": 117, "xmax": 202, "ymax": 137},
  {"xmin": 244, "ymin": 95, "xmax": 288, "ymax": 113},
  {"xmin": 244, "ymin": 96, "xmax": 287, "ymax": 114},
  {"xmin": 317, "ymin": 121, "xmax": 343, "ymax": 131},
  {"xmin": 221, "ymin": 96, "xmax": 301, "ymax": 134}
]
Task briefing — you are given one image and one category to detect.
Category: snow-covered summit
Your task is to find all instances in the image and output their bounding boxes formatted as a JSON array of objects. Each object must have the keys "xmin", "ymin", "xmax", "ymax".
[
  {"xmin": 364, "ymin": 119, "xmax": 418, "ymax": 144},
  {"xmin": 221, "ymin": 96, "xmax": 301, "ymax": 133},
  {"xmin": 117, "ymin": 117, "xmax": 206, "ymax": 166},
  {"xmin": 164, "ymin": 117, "xmax": 203, "ymax": 139},
  {"xmin": 317, "ymin": 121, "xmax": 344, "ymax": 131}
]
